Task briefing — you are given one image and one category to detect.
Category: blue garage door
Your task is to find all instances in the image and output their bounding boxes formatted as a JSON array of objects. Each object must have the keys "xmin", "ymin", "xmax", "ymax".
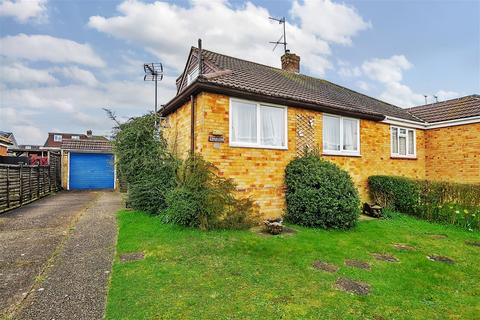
[{"xmin": 70, "ymin": 153, "xmax": 114, "ymax": 190}]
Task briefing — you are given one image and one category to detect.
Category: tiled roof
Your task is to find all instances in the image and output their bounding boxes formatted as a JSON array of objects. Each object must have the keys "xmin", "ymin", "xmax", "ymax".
[
  {"xmin": 407, "ymin": 95, "xmax": 480, "ymax": 123},
  {"xmin": 61, "ymin": 139, "xmax": 112, "ymax": 152},
  {"xmin": 0, "ymin": 135, "xmax": 12, "ymax": 145},
  {"xmin": 171, "ymin": 48, "xmax": 421, "ymax": 122}
]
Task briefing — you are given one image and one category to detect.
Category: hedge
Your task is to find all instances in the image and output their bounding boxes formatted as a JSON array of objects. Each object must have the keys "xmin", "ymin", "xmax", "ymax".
[{"xmin": 368, "ymin": 175, "xmax": 480, "ymax": 230}]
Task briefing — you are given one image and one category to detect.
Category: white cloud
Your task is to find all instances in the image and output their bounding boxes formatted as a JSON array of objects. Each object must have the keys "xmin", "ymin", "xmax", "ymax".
[
  {"xmin": 356, "ymin": 80, "xmax": 370, "ymax": 91},
  {"xmin": 1, "ymin": 78, "xmax": 176, "ymax": 129},
  {"xmin": 12, "ymin": 125, "xmax": 44, "ymax": 145},
  {"xmin": 1, "ymin": 62, "xmax": 58, "ymax": 84},
  {"xmin": 291, "ymin": 0, "xmax": 371, "ymax": 45},
  {"xmin": 0, "ymin": 34, "xmax": 105, "ymax": 67},
  {"xmin": 0, "ymin": 0, "xmax": 47, "ymax": 23},
  {"xmin": 338, "ymin": 66, "xmax": 361, "ymax": 78},
  {"xmin": 88, "ymin": 0, "xmax": 369, "ymax": 76},
  {"xmin": 362, "ymin": 55, "xmax": 412, "ymax": 84},
  {"xmin": 435, "ymin": 90, "xmax": 459, "ymax": 102},
  {"xmin": 53, "ymin": 66, "xmax": 98, "ymax": 86},
  {"xmin": 359, "ymin": 55, "xmax": 423, "ymax": 107},
  {"xmin": 378, "ymin": 82, "xmax": 424, "ymax": 107},
  {"xmin": 0, "ymin": 106, "xmax": 43, "ymax": 144}
]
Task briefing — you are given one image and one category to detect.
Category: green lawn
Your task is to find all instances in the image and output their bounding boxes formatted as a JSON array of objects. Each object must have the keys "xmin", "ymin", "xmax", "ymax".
[{"xmin": 106, "ymin": 211, "xmax": 480, "ymax": 320}]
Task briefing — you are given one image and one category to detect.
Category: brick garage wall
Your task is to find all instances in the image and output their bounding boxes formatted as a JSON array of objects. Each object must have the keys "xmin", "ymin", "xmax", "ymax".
[
  {"xmin": 425, "ymin": 123, "xmax": 480, "ymax": 183},
  {"xmin": 61, "ymin": 151, "xmax": 68, "ymax": 190},
  {"xmin": 176, "ymin": 92, "xmax": 427, "ymax": 217}
]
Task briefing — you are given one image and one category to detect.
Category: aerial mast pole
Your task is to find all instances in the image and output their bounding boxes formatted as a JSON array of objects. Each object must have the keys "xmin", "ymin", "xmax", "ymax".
[{"xmin": 143, "ymin": 62, "xmax": 163, "ymax": 129}]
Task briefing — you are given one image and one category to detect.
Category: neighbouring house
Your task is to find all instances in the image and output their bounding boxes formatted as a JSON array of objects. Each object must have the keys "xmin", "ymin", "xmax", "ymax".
[
  {"xmin": 0, "ymin": 135, "xmax": 13, "ymax": 156},
  {"xmin": 0, "ymin": 131, "xmax": 18, "ymax": 150},
  {"xmin": 161, "ymin": 44, "xmax": 479, "ymax": 217},
  {"xmin": 9, "ymin": 145, "xmax": 57, "ymax": 165},
  {"xmin": 43, "ymin": 130, "xmax": 108, "ymax": 150},
  {"xmin": 60, "ymin": 138, "xmax": 115, "ymax": 190},
  {"xmin": 408, "ymin": 95, "xmax": 480, "ymax": 184}
]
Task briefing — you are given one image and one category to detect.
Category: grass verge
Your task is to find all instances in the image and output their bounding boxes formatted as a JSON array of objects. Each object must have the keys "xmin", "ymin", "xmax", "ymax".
[{"xmin": 106, "ymin": 210, "xmax": 480, "ymax": 320}]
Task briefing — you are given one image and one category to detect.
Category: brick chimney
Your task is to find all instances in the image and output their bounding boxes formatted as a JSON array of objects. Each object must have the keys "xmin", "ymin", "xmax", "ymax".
[{"xmin": 281, "ymin": 51, "xmax": 300, "ymax": 73}]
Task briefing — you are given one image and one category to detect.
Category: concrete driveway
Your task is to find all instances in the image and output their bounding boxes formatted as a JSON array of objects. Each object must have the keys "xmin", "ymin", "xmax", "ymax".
[{"xmin": 0, "ymin": 191, "xmax": 121, "ymax": 320}]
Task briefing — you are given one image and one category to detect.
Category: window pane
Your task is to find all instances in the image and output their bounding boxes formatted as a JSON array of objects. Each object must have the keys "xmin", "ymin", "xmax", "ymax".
[
  {"xmin": 231, "ymin": 101, "xmax": 257, "ymax": 143},
  {"xmin": 260, "ymin": 106, "xmax": 285, "ymax": 146},
  {"xmin": 343, "ymin": 119, "xmax": 358, "ymax": 151},
  {"xmin": 187, "ymin": 66, "xmax": 199, "ymax": 85},
  {"xmin": 408, "ymin": 130, "xmax": 415, "ymax": 155},
  {"xmin": 399, "ymin": 136, "xmax": 407, "ymax": 155},
  {"xmin": 391, "ymin": 127, "xmax": 398, "ymax": 154},
  {"xmin": 323, "ymin": 115, "xmax": 340, "ymax": 151}
]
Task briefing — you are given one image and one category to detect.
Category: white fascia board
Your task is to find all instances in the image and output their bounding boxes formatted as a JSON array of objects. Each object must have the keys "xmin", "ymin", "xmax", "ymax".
[
  {"xmin": 382, "ymin": 115, "xmax": 480, "ymax": 130},
  {"xmin": 382, "ymin": 116, "xmax": 427, "ymax": 129},
  {"xmin": 425, "ymin": 116, "xmax": 480, "ymax": 129}
]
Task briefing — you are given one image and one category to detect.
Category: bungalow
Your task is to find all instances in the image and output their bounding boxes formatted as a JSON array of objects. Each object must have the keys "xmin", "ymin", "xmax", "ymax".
[{"xmin": 162, "ymin": 44, "xmax": 479, "ymax": 217}]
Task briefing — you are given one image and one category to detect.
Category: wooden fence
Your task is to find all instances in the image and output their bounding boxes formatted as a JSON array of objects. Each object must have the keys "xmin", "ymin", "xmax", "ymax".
[{"xmin": 0, "ymin": 153, "xmax": 61, "ymax": 213}]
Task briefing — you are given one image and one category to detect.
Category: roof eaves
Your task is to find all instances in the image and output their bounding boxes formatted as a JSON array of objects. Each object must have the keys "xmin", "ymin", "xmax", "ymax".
[{"xmin": 162, "ymin": 80, "xmax": 385, "ymax": 121}]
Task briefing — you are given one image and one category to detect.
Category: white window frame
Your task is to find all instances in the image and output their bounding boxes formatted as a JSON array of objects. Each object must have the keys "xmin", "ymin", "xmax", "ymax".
[
  {"xmin": 186, "ymin": 65, "xmax": 199, "ymax": 86},
  {"xmin": 391, "ymin": 126, "xmax": 416, "ymax": 158},
  {"xmin": 53, "ymin": 134, "xmax": 62, "ymax": 142},
  {"xmin": 229, "ymin": 97, "xmax": 288, "ymax": 150},
  {"xmin": 322, "ymin": 114, "xmax": 361, "ymax": 156},
  {"xmin": 71, "ymin": 135, "xmax": 80, "ymax": 140}
]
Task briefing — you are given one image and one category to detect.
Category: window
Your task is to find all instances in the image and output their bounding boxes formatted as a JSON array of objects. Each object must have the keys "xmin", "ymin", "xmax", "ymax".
[
  {"xmin": 323, "ymin": 114, "xmax": 360, "ymax": 155},
  {"xmin": 71, "ymin": 135, "xmax": 80, "ymax": 140},
  {"xmin": 186, "ymin": 65, "xmax": 199, "ymax": 85},
  {"xmin": 391, "ymin": 126, "xmax": 416, "ymax": 157},
  {"xmin": 53, "ymin": 134, "xmax": 62, "ymax": 142},
  {"xmin": 230, "ymin": 98, "xmax": 287, "ymax": 149}
]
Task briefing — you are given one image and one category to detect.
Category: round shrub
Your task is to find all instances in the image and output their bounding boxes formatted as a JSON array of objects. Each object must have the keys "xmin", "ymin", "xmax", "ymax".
[{"xmin": 285, "ymin": 155, "xmax": 360, "ymax": 229}]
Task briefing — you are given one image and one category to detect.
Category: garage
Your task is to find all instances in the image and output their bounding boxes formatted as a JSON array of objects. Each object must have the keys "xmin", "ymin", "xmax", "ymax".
[
  {"xmin": 69, "ymin": 153, "xmax": 114, "ymax": 190},
  {"xmin": 60, "ymin": 137, "xmax": 115, "ymax": 190}
]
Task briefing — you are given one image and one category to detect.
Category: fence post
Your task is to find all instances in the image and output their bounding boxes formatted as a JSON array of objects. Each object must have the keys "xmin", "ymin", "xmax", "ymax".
[
  {"xmin": 48, "ymin": 164, "xmax": 52, "ymax": 193},
  {"xmin": 19, "ymin": 163, "xmax": 23, "ymax": 205},
  {"xmin": 37, "ymin": 164, "xmax": 40, "ymax": 199},
  {"xmin": 29, "ymin": 166, "xmax": 33, "ymax": 200},
  {"xmin": 6, "ymin": 166, "xmax": 10, "ymax": 209}
]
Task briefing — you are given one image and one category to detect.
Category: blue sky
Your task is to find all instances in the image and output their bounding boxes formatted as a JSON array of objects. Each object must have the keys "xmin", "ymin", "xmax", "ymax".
[{"xmin": 1, "ymin": 0, "xmax": 479, "ymax": 145}]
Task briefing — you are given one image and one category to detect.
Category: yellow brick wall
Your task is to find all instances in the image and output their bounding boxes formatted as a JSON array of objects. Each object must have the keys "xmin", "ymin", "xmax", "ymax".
[
  {"xmin": 61, "ymin": 151, "xmax": 68, "ymax": 190},
  {"xmin": 425, "ymin": 123, "xmax": 480, "ymax": 183},
  {"xmin": 163, "ymin": 100, "xmax": 193, "ymax": 159},
  {"xmin": 165, "ymin": 92, "xmax": 427, "ymax": 217}
]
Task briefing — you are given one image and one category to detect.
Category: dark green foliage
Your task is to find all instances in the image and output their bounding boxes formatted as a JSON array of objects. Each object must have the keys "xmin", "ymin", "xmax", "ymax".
[
  {"xmin": 285, "ymin": 154, "xmax": 360, "ymax": 229},
  {"xmin": 368, "ymin": 175, "xmax": 480, "ymax": 230},
  {"xmin": 112, "ymin": 113, "xmax": 178, "ymax": 214},
  {"xmin": 162, "ymin": 154, "xmax": 257, "ymax": 230}
]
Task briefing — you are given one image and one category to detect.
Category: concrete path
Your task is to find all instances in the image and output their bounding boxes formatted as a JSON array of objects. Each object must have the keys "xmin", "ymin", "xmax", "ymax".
[{"xmin": 0, "ymin": 191, "xmax": 121, "ymax": 320}]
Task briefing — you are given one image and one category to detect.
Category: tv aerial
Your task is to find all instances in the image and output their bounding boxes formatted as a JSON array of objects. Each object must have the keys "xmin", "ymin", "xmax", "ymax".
[{"xmin": 269, "ymin": 16, "xmax": 288, "ymax": 54}]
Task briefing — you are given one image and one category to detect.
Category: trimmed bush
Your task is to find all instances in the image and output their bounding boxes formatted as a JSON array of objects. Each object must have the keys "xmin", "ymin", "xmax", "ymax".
[
  {"xmin": 285, "ymin": 154, "xmax": 360, "ymax": 229},
  {"xmin": 162, "ymin": 154, "xmax": 258, "ymax": 230},
  {"xmin": 368, "ymin": 175, "xmax": 480, "ymax": 230}
]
